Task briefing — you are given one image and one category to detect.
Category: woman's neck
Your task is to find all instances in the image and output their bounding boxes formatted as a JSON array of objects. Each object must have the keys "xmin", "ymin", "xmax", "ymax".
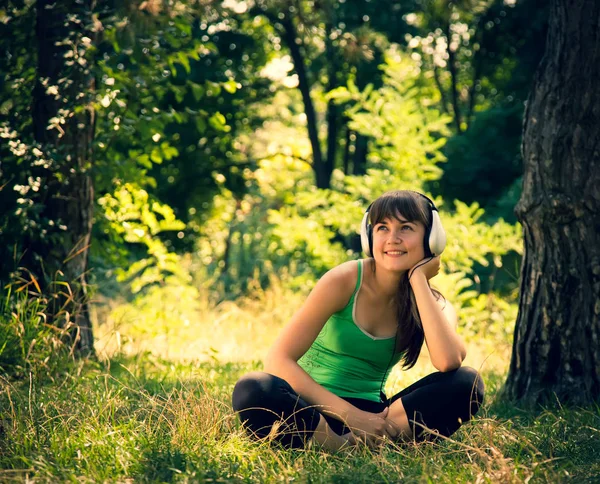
[{"xmin": 367, "ymin": 258, "xmax": 406, "ymax": 302}]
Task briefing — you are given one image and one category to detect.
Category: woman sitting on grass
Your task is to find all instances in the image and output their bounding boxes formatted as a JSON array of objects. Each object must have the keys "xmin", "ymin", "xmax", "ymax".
[{"xmin": 232, "ymin": 190, "xmax": 484, "ymax": 450}]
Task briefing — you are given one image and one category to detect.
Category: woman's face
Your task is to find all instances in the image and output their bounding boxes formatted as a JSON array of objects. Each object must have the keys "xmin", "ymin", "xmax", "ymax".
[{"xmin": 371, "ymin": 214, "xmax": 426, "ymax": 272}]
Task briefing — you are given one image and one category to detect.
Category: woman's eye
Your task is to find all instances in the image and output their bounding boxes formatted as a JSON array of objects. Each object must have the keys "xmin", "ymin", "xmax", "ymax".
[
  {"xmin": 376, "ymin": 225, "xmax": 388, "ymax": 231},
  {"xmin": 401, "ymin": 225, "xmax": 413, "ymax": 231}
]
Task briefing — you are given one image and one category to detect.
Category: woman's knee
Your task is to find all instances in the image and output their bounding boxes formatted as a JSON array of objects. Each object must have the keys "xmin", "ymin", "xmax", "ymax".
[
  {"xmin": 232, "ymin": 371, "xmax": 277, "ymax": 412},
  {"xmin": 453, "ymin": 366, "xmax": 485, "ymax": 413}
]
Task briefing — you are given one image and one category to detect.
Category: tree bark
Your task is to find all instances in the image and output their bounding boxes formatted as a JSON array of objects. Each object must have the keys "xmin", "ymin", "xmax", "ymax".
[
  {"xmin": 31, "ymin": 0, "xmax": 97, "ymax": 355},
  {"xmin": 503, "ymin": 0, "xmax": 600, "ymax": 405}
]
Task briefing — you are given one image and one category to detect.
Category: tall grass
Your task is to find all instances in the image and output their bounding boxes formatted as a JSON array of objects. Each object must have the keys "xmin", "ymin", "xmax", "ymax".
[
  {"xmin": 1, "ymin": 279, "xmax": 599, "ymax": 482},
  {"xmin": 0, "ymin": 273, "xmax": 74, "ymax": 380}
]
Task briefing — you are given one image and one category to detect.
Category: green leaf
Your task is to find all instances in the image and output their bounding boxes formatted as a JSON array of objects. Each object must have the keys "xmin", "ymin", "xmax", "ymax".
[
  {"xmin": 172, "ymin": 86, "xmax": 185, "ymax": 103},
  {"xmin": 223, "ymin": 80, "xmax": 238, "ymax": 94},
  {"xmin": 137, "ymin": 154, "xmax": 152, "ymax": 169},
  {"xmin": 190, "ymin": 82, "xmax": 205, "ymax": 102},
  {"xmin": 195, "ymin": 117, "xmax": 207, "ymax": 133},
  {"xmin": 206, "ymin": 81, "xmax": 222, "ymax": 97},
  {"xmin": 160, "ymin": 142, "xmax": 179, "ymax": 160},
  {"xmin": 208, "ymin": 112, "xmax": 230, "ymax": 132},
  {"xmin": 177, "ymin": 52, "xmax": 191, "ymax": 74},
  {"xmin": 326, "ymin": 86, "xmax": 354, "ymax": 104},
  {"xmin": 150, "ymin": 148, "xmax": 162, "ymax": 164}
]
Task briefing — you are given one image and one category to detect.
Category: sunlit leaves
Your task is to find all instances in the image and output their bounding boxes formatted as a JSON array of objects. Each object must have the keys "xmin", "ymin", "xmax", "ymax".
[
  {"xmin": 330, "ymin": 49, "xmax": 451, "ymax": 188},
  {"xmin": 98, "ymin": 183, "xmax": 188, "ymax": 294},
  {"xmin": 209, "ymin": 112, "xmax": 231, "ymax": 132},
  {"xmin": 222, "ymin": 79, "xmax": 239, "ymax": 94}
]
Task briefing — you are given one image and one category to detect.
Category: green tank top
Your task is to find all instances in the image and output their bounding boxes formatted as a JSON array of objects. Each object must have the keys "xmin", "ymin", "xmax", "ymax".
[{"xmin": 297, "ymin": 260, "xmax": 404, "ymax": 402}]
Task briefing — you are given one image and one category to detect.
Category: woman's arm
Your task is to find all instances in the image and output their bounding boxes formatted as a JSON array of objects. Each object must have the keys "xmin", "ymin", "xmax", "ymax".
[
  {"xmin": 409, "ymin": 258, "xmax": 467, "ymax": 372},
  {"xmin": 264, "ymin": 261, "xmax": 361, "ymax": 422}
]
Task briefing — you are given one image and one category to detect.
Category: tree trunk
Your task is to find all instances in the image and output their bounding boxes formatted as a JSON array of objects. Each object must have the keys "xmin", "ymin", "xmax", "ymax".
[
  {"xmin": 342, "ymin": 124, "xmax": 352, "ymax": 175},
  {"xmin": 353, "ymin": 134, "xmax": 368, "ymax": 176},
  {"xmin": 31, "ymin": 0, "xmax": 97, "ymax": 355},
  {"xmin": 445, "ymin": 23, "xmax": 463, "ymax": 134},
  {"xmin": 324, "ymin": 22, "xmax": 338, "ymax": 185},
  {"xmin": 433, "ymin": 65, "xmax": 450, "ymax": 117},
  {"xmin": 279, "ymin": 17, "xmax": 327, "ymax": 188},
  {"xmin": 503, "ymin": 0, "xmax": 600, "ymax": 405}
]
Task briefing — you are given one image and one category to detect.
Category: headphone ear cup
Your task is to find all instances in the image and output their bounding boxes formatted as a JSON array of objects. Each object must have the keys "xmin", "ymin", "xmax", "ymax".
[
  {"xmin": 428, "ymin": 210, "xmax": 447, "ymax": 256},
  {"xmin": 360, "ymin": 211, "xmax": 372, "ymax": 257}
]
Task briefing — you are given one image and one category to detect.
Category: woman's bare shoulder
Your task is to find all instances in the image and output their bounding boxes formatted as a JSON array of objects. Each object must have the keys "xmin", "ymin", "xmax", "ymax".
[{"xmin": 320, "ymin": 259, "xmax": 361, "ymax": 295}]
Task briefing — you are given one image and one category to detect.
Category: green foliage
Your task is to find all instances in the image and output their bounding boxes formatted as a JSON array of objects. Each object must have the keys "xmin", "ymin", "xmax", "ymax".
[
  {"xmin": 401, "ymin": 0, "xmax": 547, "ymax": 218},
  {"xmin": 95, "ymin": 183, "xmax": 188, "ymax": 295},
  {"xmin": 328, "ymin": 49, "xmax": 451, "ymax": 186},
  {"xmin": 92, "ymin": 0, "xmax": 277, "ymax": 251},
  {"xmin": 439, "ymin": 200, "xmax": 522, "ymax": 274},
  {"xmin": 0, "ymin": 0, "xmax": 276, "ymax": 289}
]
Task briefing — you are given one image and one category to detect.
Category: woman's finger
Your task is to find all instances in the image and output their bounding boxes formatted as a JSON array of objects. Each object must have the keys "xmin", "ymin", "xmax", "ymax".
[
  {"xmin": 344, "ymin": 432, "xmax": 358, "ymax": 446},
  {"xmin": 366, "ymin": 435, "xmax": 380, "ymax": 449},
  {"xmin": 385, "ymin": 422, "xmax": 399, "ymax": 439}
]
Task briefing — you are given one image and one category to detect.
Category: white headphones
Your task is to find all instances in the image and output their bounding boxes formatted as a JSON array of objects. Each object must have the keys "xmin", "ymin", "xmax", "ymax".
[{"xmin": 360, "ymin": 192, "xmax": 447, "ymax": 258}]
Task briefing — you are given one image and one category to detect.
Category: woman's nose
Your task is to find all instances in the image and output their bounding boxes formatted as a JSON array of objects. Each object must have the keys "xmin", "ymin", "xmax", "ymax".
[{"xmin": 391, "ymin": 230, "xmax": 403, "ymax": 241}]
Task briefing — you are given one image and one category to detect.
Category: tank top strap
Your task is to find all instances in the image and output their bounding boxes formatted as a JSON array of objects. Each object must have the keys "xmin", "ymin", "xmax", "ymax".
[{"xmin": 353, "ymin": 259, "xmax": 363, "ymax": 295}]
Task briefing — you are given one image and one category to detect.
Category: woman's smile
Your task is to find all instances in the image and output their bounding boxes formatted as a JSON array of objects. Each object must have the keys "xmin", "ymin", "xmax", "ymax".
[{"xmin": 384, "ymin": 250, "xmax": 407, "ymax": 257}]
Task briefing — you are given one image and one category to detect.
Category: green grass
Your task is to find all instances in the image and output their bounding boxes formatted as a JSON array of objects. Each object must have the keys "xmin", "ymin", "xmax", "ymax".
[
  {"xmin": 1, "ymin": 280, "xmax": 599, "ymax": 482},
  {"xmin": 1, "ymin": 353, "xmax": 599, "ymax": 483}
]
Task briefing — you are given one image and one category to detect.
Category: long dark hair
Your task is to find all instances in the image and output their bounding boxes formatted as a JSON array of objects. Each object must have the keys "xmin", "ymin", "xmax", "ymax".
[{"xmin": 368, "ymin": 190, "xmax": 444, "ymax": 369}]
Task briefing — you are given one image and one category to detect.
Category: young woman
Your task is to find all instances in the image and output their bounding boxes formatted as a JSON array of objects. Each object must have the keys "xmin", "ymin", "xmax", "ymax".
[{"xmin": 232, "ymin": 190, "xmax": 484, "ymax": 451}]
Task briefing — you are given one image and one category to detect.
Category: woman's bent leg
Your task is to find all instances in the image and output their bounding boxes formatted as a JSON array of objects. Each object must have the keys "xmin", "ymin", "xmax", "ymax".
[
  {"xmin": 232, "ymin": 371, "xmax": 322, "ymax": 448},
  {"xmin": 387, "ymin": 366, "xmax": 485, "ymax": 441}
]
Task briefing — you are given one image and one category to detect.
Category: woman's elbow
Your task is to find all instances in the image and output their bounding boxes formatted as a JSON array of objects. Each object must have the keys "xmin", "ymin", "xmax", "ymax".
[
  {"xmin": 435, "ymin": 353, "xmax": 465, "ymax": 373},
  {"xmin": 263, "ymin": 350, "xmax": 292, "ymax": 375},
  {"xmin": 263, "ymin": 351, "xmax": 278, "ymax": 374}
]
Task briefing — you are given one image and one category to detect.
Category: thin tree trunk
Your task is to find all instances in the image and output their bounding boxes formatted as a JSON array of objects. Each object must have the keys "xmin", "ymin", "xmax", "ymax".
[
  {"xmin": 465, "ymin": 54, "xmax": 482, "ymax": 131},
  {"xmin": 279, "ymin": 17, "xmax": 327, "ymax": 188},
  {"xmin": 433, "ymin": 64, "xmax": 450, "ymax": 117},
  {"xmin": 445, "ymin": 23, "xmax": 463, "ymax": 134},
  {"xmin": 343, "ymin": 124, "xmax": 352, "ymax": 175},
  {"xmin": 465, "ymin": 14, "xmax": 486, "ymax": 130},
  {"xmin": 324, "ymin": 22, "xmax": 338, "ymax": 184},
  {"xmin": 353, "ymin": 134, "xmax": 368, "ymax": 176},
  {"xmin": 220, "ymin": 223, "xmax": 234, "ymax": 280},
  {"xmin": 32, "ymin": 0, "xmax": 96, "ymax": 355},
  {"xmin": 503, "ymin": 0, "xmax": 600, "ymax": 405}
]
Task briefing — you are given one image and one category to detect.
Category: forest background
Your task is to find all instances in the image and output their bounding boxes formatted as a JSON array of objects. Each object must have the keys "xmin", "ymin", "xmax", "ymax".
[{"xmin": 1, "ymin": 0, "xmax": 598, "ymax": 482}]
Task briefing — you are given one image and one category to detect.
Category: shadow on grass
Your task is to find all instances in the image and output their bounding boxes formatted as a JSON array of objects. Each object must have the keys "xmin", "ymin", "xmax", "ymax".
[{"xmin": 132, "ymin": 432, "xmax": 188, "ymax": 482}]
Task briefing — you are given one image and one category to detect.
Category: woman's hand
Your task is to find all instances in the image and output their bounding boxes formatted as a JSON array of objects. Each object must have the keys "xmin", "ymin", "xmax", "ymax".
[
  {"xmin": 344, "ymin": 407, "xmax": 400, "ymax": 448},
  {"xmin": 409, "ymin": 256, "xmax": 441, "ymax": 281}
]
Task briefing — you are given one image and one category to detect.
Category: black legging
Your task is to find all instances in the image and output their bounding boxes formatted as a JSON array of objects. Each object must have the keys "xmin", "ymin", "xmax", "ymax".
[{"xmin": 232, "ymin": 367, "xmax": 484, "ymax": 449}]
